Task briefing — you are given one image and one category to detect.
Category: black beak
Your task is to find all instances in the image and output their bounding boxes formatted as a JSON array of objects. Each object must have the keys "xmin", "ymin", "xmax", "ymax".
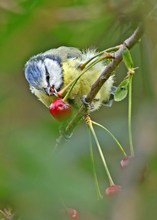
[
  {"xmin": 45, "ymin": 86, "xmax": 58, "ymax": 96},
  {"xmin": 45, "ymin": 86, "xmax": 54, "ymax": 96}
]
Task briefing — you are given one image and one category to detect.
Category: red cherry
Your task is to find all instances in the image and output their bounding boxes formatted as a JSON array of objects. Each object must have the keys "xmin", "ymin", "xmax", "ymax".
[
  {"xmin": 120, "ymin": 156, "xmax": 132, "ymax": 168},
  {"xmin": 67, "ymin": 208, "xmax": 79, "ymax": 220},
  {"xmin": 49, "ymin": 98, "xmax": 72, "ymax": 121},
  {"xmin": 105, "ymin": 184, "xmax": 121, "ymax": 196}
]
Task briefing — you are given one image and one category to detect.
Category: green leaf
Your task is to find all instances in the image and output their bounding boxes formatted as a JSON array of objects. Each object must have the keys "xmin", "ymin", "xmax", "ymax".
[
  {"xmin": 114, "ymin": 78, "xmax": 130, "ymax": 102},
  {"xmin": 122, "ymin": 47, "xmax": 134, "ymax": 70}
]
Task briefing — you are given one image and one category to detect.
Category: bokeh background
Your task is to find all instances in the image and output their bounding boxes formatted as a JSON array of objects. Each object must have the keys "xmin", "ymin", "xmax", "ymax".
[{"xmin": 0, "ymin": 0, "xmax": 157, "ymax": 219}]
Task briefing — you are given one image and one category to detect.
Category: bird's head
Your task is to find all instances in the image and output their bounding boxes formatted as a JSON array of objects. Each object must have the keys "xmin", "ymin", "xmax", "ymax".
[{"xmin": 24, "ymin": 54, "xmax": 63, "ymax": 96}]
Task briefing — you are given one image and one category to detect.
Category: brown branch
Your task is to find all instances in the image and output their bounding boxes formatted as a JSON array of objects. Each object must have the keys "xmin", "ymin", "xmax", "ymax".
[{"xmin": 56, "ymin": 25, "xmax": 143, "ymax": 146}]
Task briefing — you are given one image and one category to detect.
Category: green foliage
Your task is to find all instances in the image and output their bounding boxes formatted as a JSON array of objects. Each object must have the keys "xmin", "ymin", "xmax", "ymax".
[
  {"xmin": 122, "ymin": 47, "xmax": 134, "ymax": 70},
  {"xmin": 114, "ymin": 77, "xmax": 130, "ymax": 101}
]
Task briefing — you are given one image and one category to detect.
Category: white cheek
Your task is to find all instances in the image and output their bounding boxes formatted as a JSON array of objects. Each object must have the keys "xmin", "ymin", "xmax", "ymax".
[
  {"xmin": 44, "ymin": 58, "xmax": 63, "ymax": 90},
  {"xmin": 37, "ymin": 60, "xmax": 48, "ymax": 88}
]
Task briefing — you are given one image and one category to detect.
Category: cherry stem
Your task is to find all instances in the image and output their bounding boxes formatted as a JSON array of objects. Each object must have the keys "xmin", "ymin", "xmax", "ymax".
[
  {"xmin": 80, "ymin": 45, "xmax": 120, "ymax": 70},
  {"xmin": 128, "ymin": 74, "xmax": 134, "ymax": 157},
  {"xmin": 92, "ymin": 121, "xmax": 127, "ymax": 157},
  {"xmin": 85, "ymin": 115, "xmax": 115, "ymax": 186},
  {"xmin": 88, "ymin": 129, "xmax": 103, "ymax": 199}
]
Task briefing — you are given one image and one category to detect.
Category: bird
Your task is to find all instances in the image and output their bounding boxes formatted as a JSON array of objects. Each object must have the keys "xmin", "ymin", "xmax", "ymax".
[{"xmin": 24, "ymin": 46, "xmax": 114, "ymax": 111}]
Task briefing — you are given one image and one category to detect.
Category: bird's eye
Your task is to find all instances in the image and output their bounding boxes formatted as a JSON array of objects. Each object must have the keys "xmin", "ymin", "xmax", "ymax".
[
  {"xmin": 46, "ymin": 74, "xmax": 50, "ymax": 82},
  {"xmin": 44, "ymin": 64, "xmax": 50, "ymax": 83}
]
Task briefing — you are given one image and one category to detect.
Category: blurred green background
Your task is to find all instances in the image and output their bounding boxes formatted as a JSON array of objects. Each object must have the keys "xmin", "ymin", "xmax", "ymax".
[{"xmin": 0, "ymin": 0, "xmax": 157, "ymax": 219}]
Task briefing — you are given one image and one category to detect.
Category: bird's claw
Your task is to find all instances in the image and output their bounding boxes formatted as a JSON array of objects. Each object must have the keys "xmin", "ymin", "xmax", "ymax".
[{"xmin": 81, "ymin": 95, "xmax": 94, "ymax": 110}]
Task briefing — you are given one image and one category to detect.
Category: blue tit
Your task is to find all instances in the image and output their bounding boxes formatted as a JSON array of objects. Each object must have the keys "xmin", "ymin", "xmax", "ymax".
[{"xmin": 24, "ymin": 46, "xmax": 114, "ymax": 111}]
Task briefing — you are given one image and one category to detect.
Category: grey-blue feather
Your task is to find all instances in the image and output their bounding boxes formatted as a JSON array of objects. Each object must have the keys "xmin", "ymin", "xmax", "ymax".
[{"xmin": 25, "ymin": 60, "xmax": 42, "ymax": 87}]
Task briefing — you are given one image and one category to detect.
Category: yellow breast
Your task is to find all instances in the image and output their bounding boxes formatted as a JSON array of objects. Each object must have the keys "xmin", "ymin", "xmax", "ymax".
[{"xmin": 62, "ymin": 60, "xmax": 101, "ymax": 99}]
